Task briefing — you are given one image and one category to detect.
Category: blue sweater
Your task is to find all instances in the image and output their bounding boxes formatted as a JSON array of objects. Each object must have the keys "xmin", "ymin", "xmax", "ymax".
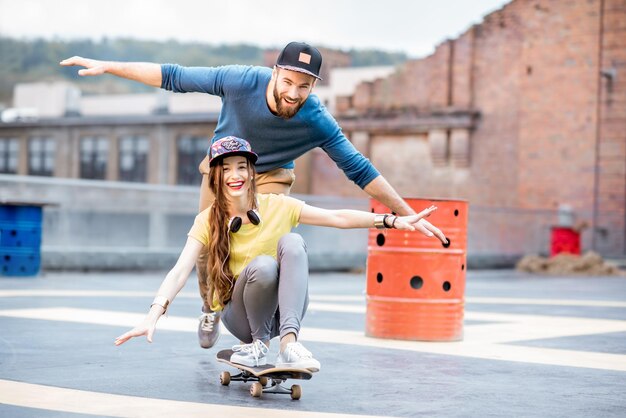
[{"xmin": 161, "ymin": 64, "xmax": 379, "ymax": 189}]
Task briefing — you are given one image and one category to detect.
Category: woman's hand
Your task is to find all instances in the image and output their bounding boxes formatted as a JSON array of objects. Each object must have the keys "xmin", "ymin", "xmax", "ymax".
[
  {"xmin": 390, "ymin": 206, "xmax": 448, "ymax": 245},
  {"xmin": 113, "ymin": 238, "xmax": 203, "ymax": 347},
  {"xmin": 114, "ymin": 318, "xmax": 157, "ymax": 346}
]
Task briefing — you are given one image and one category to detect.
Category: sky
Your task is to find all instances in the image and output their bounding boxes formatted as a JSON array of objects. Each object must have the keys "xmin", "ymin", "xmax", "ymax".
[{"xmin": 0, "ymin": 0, "xmax": 511, "ymax": 58}]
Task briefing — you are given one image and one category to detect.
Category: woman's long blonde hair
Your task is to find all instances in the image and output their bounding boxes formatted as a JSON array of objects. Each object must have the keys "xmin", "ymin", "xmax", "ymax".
[{"xmin": 198, "ymin": 157, "xmax": 257, "ymax": 308}]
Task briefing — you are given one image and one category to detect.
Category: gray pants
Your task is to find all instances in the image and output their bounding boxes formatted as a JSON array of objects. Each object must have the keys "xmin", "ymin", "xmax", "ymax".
[{"xmin": 221, "ymin": 233, "xmax": 309, "ymax": 343}]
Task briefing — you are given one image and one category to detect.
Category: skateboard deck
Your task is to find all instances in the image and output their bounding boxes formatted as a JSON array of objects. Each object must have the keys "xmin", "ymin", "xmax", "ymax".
[{"xmin": 216, "ymin": 349, "xmax": 312, "ymax": 399}]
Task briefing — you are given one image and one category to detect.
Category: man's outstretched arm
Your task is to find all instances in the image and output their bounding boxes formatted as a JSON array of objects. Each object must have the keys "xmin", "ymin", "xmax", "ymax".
[
  {"xmin": 319, "ymin": 120, "xmax": 448, "ymax": 245},
  {"xmin": 60, "ymin": 56, "xmax": 162, "ymax": 87},
  {"xmin": 363, "ymin": 175, "xmax": 415, "ymax": 216},
  {"xmin": 363, "ymin": 175, "xmax": 448, "ymax": 245}
]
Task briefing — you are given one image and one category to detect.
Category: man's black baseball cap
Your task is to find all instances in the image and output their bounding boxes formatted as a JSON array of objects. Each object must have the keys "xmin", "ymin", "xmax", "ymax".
[{"xmin": 275, "ymin": 42, "xmax": 323, "ymax": 80}]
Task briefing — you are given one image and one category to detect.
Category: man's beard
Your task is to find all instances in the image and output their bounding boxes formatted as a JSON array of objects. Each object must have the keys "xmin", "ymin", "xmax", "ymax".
[{"xmin": 273, "ymin": 84, "xmax": 305, "ymax": 119}]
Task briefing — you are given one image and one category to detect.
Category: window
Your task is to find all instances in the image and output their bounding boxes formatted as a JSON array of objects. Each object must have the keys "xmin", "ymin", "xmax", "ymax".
[
  {"xmin": 0, "ymin": 138, "xmax": 19, "ymax": 174},
  {"xmin": 80, "ymin": 136, "xmax": 109, "ymax": 180},
  {"xmin": 177, "ymin": 135, "xmax": 208, "ymax": 185},
  {"xmin": 28, "ymin": 137, "xmax": 55, "ymax": 176},
  {"xmin": 119, "ymin": 135, "xmax": 148, "ymax": 183}
]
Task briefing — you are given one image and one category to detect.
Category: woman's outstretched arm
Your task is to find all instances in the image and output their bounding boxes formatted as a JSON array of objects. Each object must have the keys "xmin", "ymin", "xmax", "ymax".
[
  {"xmin": 114, "ymin": 237, "xmax": 204, "ymax": 346},
  {"xmin": 298, "ymin": 204, "xmax": 445, "ymax": 242}
]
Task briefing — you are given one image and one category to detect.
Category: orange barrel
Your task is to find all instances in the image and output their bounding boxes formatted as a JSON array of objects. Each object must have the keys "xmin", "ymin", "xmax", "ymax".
[{"xmin": 366, "ymin": 198, "xmax": 468, "ymax": 341}]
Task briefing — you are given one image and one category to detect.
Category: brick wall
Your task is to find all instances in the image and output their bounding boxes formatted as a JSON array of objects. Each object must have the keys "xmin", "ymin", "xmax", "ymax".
[
  {"xmin": 315, "ymin": 0, "xmax": 626, "ymax": 258},
  {"xmin": 595, "ymin": 0, "xmax": 626, "ymax": 254}
]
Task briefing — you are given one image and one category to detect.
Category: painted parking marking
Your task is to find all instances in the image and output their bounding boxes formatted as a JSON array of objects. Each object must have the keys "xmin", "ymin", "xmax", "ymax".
[
  {"xmin": 1, "ymin": 289, "xmax": 625, "ymax": 308},
  {"xmin": 467, "ymin": 297, "xmax": 626, "ymax": 308},
  {"xmin": 1, "ymin": 307, "xmax": 625, "ymax": 372},
  {"xmin": 0, "ymin": 379, "xmax": 388, "ymax": 418}
]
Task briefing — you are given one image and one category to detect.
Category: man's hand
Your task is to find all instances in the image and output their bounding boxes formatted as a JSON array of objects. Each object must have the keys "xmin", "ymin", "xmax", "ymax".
[{"xmin": 60, "ymin": 56, "xmax": 108, "ymax": 76}]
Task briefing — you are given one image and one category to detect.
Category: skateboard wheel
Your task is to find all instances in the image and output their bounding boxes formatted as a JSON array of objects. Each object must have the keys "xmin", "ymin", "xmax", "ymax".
[
  {"xmin": 220, "ymin": 371, "xmax": 231, "ymax": 386},
  {"xmin": 290, "ymin": 384, "xmax": 302, "ymax": 400},
  {"xmin": 250, "ymin": 382, "xmax": 263, "ymax": 398},
  {"xmin": 259, "ymin": 376, "xmax": 268, "ymax": 387}
]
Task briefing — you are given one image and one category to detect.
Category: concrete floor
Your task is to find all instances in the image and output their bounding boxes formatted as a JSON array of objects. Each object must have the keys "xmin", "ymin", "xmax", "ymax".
[{"xmin": 0, "ymin": 269, "xmax": 625, "ymax": 417}]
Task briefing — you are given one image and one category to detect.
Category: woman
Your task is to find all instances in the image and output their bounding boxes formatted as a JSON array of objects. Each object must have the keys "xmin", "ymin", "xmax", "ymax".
[{"xmin": 115, "ymin": 136, "xmax": 443, "ymax": 372}]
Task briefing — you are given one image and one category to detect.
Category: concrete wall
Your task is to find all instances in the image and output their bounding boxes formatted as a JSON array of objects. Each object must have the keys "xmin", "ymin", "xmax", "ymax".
[
  {"xmin": 0, "ymin": 175, "xmax": 368, "ymax": 271},
  {"xmin": 2, "ymin": 175, "xmax": 563, "ymax": 271}
]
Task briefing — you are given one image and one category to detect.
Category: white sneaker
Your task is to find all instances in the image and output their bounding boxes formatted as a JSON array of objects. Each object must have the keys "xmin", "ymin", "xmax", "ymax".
[
  {"xmin": 275, "ymin": 342, "xmax": 321, "ymax": 372},
  {"xmin": 230, "ymin": 340, "xmax": 269, "ymax": 367}
]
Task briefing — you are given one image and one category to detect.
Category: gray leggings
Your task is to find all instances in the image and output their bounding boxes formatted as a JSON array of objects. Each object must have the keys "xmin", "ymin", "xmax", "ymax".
[{"xmin": 221, "ymin": 233, "xmax": 309, "ymax": 343}]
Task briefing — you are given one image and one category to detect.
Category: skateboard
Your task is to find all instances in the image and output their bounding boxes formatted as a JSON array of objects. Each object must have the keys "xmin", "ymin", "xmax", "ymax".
[{"xmin": 216, "ymin": 349, "xmax": 313, "ymax": 400}]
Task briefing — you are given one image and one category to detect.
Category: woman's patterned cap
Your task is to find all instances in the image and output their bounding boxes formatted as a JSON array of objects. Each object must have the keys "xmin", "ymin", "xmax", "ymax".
[{"xmin": 209, "ymin": 136, "xmax": 258, "ymax": 167}]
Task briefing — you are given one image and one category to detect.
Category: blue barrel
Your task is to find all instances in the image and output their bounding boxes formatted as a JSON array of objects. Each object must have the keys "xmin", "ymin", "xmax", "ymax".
[{"xmin": 0, "ymin": 204, "xmax": 43, "ymax": 276}]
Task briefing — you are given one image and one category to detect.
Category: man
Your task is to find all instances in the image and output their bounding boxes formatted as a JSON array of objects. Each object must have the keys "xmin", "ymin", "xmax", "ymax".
[{"xmin": 61, "ymin": 41, "xmax": 447, "ymax": 349}]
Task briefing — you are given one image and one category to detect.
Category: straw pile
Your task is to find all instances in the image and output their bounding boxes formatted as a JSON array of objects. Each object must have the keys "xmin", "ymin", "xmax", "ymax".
[{"xmin": 516, "ymin": 251, "xmax": 623, "ymax": 276}]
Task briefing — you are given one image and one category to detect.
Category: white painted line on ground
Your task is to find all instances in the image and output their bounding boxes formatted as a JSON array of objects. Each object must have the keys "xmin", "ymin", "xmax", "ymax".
[
  {"xmin": 0, "ymin": 307, "xmax": 205, "ymax": 333},
  {"xmin": 467, "ymin": 297, "xmax": 626, "ymax": 308},
  {"xmin": 0, "ymin": 290, "xmax": 366, "ymax": 303},
  {"xmin": 463, "ymin": 311, "xmax": 626, "ymax": 343},
  {"xmin": 309, "ymin": 302, "xmax": 364, "ymax": 313},
  {"xmin": 310, "ymin": 304, "xmax": 626, "ymax": 343},
  {"xmin": 1, "ymin": 290, "xmax": 625, "ymax": 308},
  {"xmin": 0, "ymin": 379, "xmax": 389, "ymax": 418},
  {"xmin": 0, "ymin": 290, "xmax": 198, "ymax": 298},
  {"xmin": 310, "ymin": 295, "xmax": 365, "ymax": 302},
  {"xmin": 298, "ymin": 328, "xmax": 626, "ymax": 372},
  {"xmin": 1, "ymin": 307, "xmax": 625, "ymax": 372}
]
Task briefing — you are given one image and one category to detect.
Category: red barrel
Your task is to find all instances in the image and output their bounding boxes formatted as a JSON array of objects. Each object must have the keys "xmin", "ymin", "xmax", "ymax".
[
  {"xmin": 550, "ymin": 227, "xmax": 581, "ymax": 256},
  {"xmin": 366, "ymin": 198, "xmax": 468, "ymax": 341}
]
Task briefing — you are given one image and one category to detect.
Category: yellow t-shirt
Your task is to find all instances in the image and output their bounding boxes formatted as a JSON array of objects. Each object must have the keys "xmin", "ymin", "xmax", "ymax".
[{"xmin": 188, "ymin": 193, "xmax": 305, "ymax": 310}]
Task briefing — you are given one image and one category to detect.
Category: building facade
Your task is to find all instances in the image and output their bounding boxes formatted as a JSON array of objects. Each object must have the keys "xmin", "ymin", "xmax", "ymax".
[
  {"xmin": 0, "ymin": 114, "xmax": 217, "ymax": 186},
  {"xmin": 0, "ymin": 64, "xmax": 394, "ymax": 196},
  {"xmin": 320, "ymin": 0, "xmax": 626, "ymax": 258},
  {"xmin": 2, "ymin": 0, "xmax": 624, "ymax": 263}
]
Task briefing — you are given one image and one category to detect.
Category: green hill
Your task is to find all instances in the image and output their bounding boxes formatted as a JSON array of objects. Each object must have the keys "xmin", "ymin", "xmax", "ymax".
[{"xmin": 0, "ymin": 37, "xmax": 407, "ymax": 104}]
